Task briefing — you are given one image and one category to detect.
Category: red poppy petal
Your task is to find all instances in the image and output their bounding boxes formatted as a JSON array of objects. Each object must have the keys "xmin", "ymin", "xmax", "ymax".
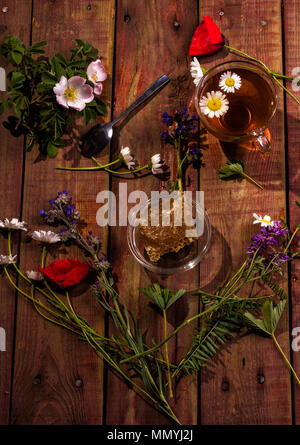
[
  {"xmin": 59, "ymin": 263, "xmax": 90, "ymax": 288},
  {"xmin": 38, "ymin": 265, "xmax": 62, "ymax": 288},
  {"xmin": 38, "ymin": 259, "xmax": 90, "ymax": 289},
  {"xmin": 188, "ymin": 16, "xmax": 224, "ymax": 56},
  {"xmin": 204, "ymin": 16, "xmax": 223, "ymax": 44}
]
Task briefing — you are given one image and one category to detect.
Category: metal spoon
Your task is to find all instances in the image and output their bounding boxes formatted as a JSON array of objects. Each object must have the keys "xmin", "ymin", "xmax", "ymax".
[{"xmin": 80, "ymin": 74, "xmax": 170, "ymax": 157}]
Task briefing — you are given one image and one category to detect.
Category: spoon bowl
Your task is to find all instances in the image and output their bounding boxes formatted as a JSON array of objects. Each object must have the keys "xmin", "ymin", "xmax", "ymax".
[{"xmin": 80, "ymin": 122, "xmax": 114, "ymax": 158}]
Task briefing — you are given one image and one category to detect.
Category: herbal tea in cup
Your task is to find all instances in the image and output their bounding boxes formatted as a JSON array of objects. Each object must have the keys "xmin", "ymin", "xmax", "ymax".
[{"xmin": 195, "ymin": 60, "xmax": 277, "ymax": 153}]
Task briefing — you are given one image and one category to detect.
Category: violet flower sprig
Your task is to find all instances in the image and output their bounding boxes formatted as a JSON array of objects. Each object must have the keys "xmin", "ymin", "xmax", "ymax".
[
  {"xmin": 246, "ymin": 218, "xmax": 290, "ymax": 269},
  {"xmin": 40, "ymin": 190, "xmax": 109, "ymax": 271},
  {"xmin": 121, "ymin": 212, "xmax": 300, "ymax": 372},
  {"xmin": 40, "ymin": 191, "xmax": 180, "ymax": 424},
  {"xmin": 161, "ymin": 109, "xmax": 203, "ymax": 191},
  {"xmin": 0, "ymin": 218, "xmax": 181, "ymax": 425}
]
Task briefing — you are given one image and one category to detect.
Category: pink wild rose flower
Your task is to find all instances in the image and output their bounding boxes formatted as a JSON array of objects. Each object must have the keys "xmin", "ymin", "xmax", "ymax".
[
  {"xmin": 86, "ymin": 59, "xmax": 107, "ymax": 95},
  {"xmin": 53, "ymin": 75, "xmax": 94, "ymax": 111}
]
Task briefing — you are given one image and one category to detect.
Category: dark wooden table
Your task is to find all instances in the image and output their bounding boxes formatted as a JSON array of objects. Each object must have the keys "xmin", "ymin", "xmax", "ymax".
[{"xmin": 0, "ymin": 0, "xmax": 299, "ymax": 425}]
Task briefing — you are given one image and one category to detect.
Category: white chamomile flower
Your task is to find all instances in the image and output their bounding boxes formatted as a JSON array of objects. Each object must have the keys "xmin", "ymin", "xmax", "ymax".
[
  {"xmin": 219, "ymin": 71, "xmax": 242, "ymax": 93},
  {"xmin": 120, "ymin": 146, "xmax": 136, "ymax": 171},
  {"xmin": 0, "ymin": 254, "xmax": 17, "ymax": 265},
  {"xmin": 190, "ymin": 57, "xmax": 203, "ymax": 87},
  {"xmin": 199, "ymin": 91, "xmax": 229, "ymax": 118},
  {"xmin": 151, "ymin": 154, "xmax": 164, "ymax": 175},
  {"xmin": 253, "ymin": 213, "xmax": 273, "ymax": 227},
  {"xmin": 0, "ymin": 218, "xmax": 27, "ymax": 231},
  {"xmin": 26, "ymin": 270, "xmax": 43, "ymax": 281},
  {"xmin": 31, "ymin": 230, "xmax": 61, "ymax": 244}
]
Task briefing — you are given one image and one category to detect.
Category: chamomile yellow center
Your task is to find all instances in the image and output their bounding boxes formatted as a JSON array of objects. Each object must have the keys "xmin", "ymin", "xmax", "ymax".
[
  {"xmin": 207, "ymin": 97, "xmax": 222, "ymax": 111},
  {"xmin": 225, "ymin": 77, "xmax": 235, "ymax": 87},
  {"xmin": 65, "ymin": 87, "xmax": 78, "ymax": 101},
  {"xmin": 261, "ymin": 219, "xmax": 271, "ymax": 224}
]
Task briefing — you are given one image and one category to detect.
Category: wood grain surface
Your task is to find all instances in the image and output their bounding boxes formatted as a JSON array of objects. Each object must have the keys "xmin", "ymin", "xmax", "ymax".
[
  {"xmin": 105, "ymin": 0, "xmax": 199, "ymax": 425},
  {"xmin": 0, "ymin": 0, "xmax": 299, "ymax": 425},
  {"xmin": 9, "ymin": 0, "xmax": 115, "ymax": 424},
  {"xmin": 0, "ymin": 0, "xmax": 32, "ymax": 424},
  {"xmin": 283, "ymin": 0, "xmax": 300, "ymax": 424},
  {"xmin": 199, "ymin": 0, "xmax": 291, "ymax": 424}
]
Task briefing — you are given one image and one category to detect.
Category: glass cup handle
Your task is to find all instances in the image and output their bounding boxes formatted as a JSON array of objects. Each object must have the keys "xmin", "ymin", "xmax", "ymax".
[{"xmin": 251, "ymin": 129, "xmax": 271, "ymax": 154}]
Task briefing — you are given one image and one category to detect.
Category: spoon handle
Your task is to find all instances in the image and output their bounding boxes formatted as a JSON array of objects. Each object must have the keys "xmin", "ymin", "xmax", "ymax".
[{"xmin": 111, "ymin": 74, "xmax": 170, "ymax": 126}]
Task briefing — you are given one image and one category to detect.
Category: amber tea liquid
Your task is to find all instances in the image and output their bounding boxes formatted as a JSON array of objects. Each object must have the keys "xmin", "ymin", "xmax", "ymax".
[{"xmin": 199, "ymin": 68, "xmax": 276, "ymax": 139}]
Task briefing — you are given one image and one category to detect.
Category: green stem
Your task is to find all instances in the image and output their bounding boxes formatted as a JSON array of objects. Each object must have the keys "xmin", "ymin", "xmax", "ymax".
[
  {"xmin": 103, "ymin": 164, "xmax": 149, "ymax": 175},
  {"xmin": 270, "ymin": 71, "xmax": 293, "ymax": 80},
  {"xmin": 285, "ymin": 227, "xmax": 299, "ymax": 253},
  {"xmin": 56, "ymin": 158, "xmax": 120, "ymax": 172},
  {"xmin": 272, "ymin": 76, "xmax": 300, "ymax": 107},
  {"xmin": 163, "ymin": 309, "xmax": 173, "ymax": 398},
  {"xmin": 3, "ymin": 267, "xmax": 79, "ymax": 333},
  {"xmin": 5, "ymin": 233, "xmax": 180, "ymax": 424},
  {"xmin": 8, "ymin": 231, "xmax": 32, "ymax": 285},
  {"xmin": 67, "ymin": 280, "xmax": 180, "ymax": 424},
  {"xmin": 175, "ymin": 139, "xmax": 183, "ymax": 192},
  {"xmin": 29, "ymin": 284, "xmax": 83, "ymax": 336},
  {"xmin": 272, "ymin": 333, "xmax": 300, "ymax": 386},
  {"xmin": 224, "ymin": 45, "xmax": 270, "ymax": 72},
  {"xmin": 242, "ymin": 172, "xmax": 264, "ymax": 190},
  {"xmin": 41, "ymin": 245, "xmax": 46, "ymax": 267},
  {"xmin": 224, "ymin": 45, "xmax": 300, "ymax": 103},
  {"xmin": 121, "ymin": 300, "xmax": 227, "ymax": 364}
]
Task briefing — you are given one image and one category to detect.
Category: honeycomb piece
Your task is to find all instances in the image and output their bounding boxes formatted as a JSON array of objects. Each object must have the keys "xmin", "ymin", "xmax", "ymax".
[{"xmin": 139, "ymin": 194, "xmax": 198, "ymax": 262}]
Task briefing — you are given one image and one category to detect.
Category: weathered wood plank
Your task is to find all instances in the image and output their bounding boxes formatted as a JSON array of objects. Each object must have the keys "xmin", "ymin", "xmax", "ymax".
[
  {"xmin": 10, "ymin": 0, "xmax": 115, "ymax": 424},
  {"xmin": 283, "ymin": 0, "xmax": 300, "ymax": 425},
  {"xmin": 199, "ymin": 0, "xmax": 291, "ymax": 424},
  {"xmin": 0, "ymin": 0, "xmax": 32, "ymax": 425},
  {"xmin": 105, "ymin": 0, "xmax": 199, "ymax": 425}
]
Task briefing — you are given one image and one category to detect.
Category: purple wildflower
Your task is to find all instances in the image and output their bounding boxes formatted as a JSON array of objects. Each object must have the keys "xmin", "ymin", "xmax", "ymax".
[
  {"xmin": 162, "ymin": 112, "xmax": 171, "ymax": 124},
  {"xmin": 40, "ymin": 191, "xmax": 80, "ymax": 225},
  {"xmin": 246, "ymin": 220, "xmax": 290, "ymax": 268},
  {"xmin": 268, "ymin": 252, "xmax": 290, "ymax": 267},
  {"xmin": 161, "ymin": 108, "xmax": 199, "ymax": 149},
  {"xmin": 87, "ymin": 231, "xmax": 101, "ymax": 251}
]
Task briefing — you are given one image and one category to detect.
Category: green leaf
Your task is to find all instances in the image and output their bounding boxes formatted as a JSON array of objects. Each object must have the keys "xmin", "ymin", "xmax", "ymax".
[
  {"xmin": 41, "ymin": 71, "xmax": 57, "ymax": 86},
  {"xmin": 218, "ymin": 160, "xmax": 244, "ymax": 179},
  {"xmin": 94, "ymin": 98, "xmax": 107, "ymax": 116},
  {"xmin": 165, "ymin": 289, "xmax": 186, "ymax": 310},
  {"xmin": 52, "ymin": 138, "xmax": 64, "ymax": 147},
  {"xmin": 261, "ymin": 300, "xmax": 273, "ymax": 333},
  {"xmin": 262, "ymin": 274, "xmax": 287, "ymax": 300},
  {"xmin": 140, "ymin": 284, "xmax": 186, "ymax": 311},
  {"xmin": 30, "ymin": 40, "xmax": 47, "ymax": 49},
  {"xmin": 10, "ymin": 71, "xmax": 26, "ymax": 87},
  {"xmin": 271, "ymin": 300, "xmax": 286, "ymax": 331},
  {"xmin": 46, "ymin": 141, "xmax": 58, "ymax": 157},
  {"xmin": 243, "ymin": 311, "xmax": 270, "ymax": 335},
  {"xmin": 296, "ymin": 200, "xmax": 300, "ymax": 209},
  {"xmin": 11, "ymin": 51, "xmax": 23, "ymax": 65},
  {"xmin": 176, "ymin": 315, "xmax": 243, "ymax": 375},
  {"xmin": 50, "ymin": 56, "xmax": 64, "ymax": 78},
  {"xmin": 244, "ymin": 300, "xmax": 286, "ymax": 336},
  {"xmin": 55, "ymin": 52, "xmax": 67, "ymax": 67},
  {"xmin": 75, "ymin": 38, "xmax": 85, "ymax": 47}
]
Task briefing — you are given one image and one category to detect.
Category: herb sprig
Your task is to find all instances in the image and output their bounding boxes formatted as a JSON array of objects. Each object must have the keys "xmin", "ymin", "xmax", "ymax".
[
  {"xmin": 218, "ymin": 159, "xmax": 263, "ymax": 189},
  {"xmin": 0, "ymin": 35, "xmax": 107, "ymax": 157},
  {"xmin": 1, "ymin": 194, "xmax": 299, "ymax": 424}
]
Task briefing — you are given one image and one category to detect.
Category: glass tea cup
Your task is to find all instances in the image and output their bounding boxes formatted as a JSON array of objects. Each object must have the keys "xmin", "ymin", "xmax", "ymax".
[{"xmin": 194, "ymin": 60, "xmax": 277, "ymax": 154}]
